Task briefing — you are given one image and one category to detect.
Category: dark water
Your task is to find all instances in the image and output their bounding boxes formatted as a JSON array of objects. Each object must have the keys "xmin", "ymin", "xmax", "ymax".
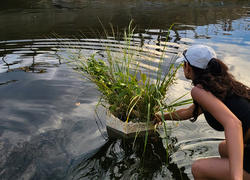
[{"xmin": 0, "ymin": 0, "xmax": 249, "ymax": 179}]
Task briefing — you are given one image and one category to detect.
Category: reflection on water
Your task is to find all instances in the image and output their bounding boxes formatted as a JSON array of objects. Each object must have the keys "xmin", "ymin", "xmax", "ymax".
[
  {"xmin": 70, "ymin": 136, "xmax": 189, "ymax": 180},
  {"xmin": 0, "ymin": 0, "xmax": 249, "ymax": 179},
  {"xmin": 0, "ymin": 0, "xmax": 249, "ymax": 40}
]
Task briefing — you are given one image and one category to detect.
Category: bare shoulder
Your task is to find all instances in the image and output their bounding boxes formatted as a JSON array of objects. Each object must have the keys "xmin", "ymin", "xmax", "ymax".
[
  {"xmin": 190, "ymin": 86, "xmax": 218, "ymax": 110},
  {"xmin": 191, "ymin": 86, "xmax": 212, "ymax": 100}
]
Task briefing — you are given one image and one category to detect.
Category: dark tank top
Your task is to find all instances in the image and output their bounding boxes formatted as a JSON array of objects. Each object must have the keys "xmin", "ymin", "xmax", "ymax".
[
  {"xmin": 203, "ymin": 94, "xmax": 250, "ymax": 173},
  {"xmin": 203, "ymin": 94, "xmax": 250, "ymax": 137}
]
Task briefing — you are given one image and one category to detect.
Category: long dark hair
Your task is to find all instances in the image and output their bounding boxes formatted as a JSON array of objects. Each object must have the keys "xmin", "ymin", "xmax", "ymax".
[{"xmin": 190, "ymin": 58, "xmax": 250, "ymax": 121}]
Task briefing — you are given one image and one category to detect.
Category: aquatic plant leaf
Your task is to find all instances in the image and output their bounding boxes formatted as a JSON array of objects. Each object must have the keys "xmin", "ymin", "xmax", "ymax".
[{"xmin": 61, "ymin": 21, "xmax": 191, "ymax": 126}]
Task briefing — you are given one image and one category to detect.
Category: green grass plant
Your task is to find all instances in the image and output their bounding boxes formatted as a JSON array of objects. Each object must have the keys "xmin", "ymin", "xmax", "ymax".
[
  {"xmin": 63, "ymin": 21, "xmax": 192, "ymax": 132},
  {"xmin": 61, "ymin": 22, "xmax": 193, "ymax": 174}
]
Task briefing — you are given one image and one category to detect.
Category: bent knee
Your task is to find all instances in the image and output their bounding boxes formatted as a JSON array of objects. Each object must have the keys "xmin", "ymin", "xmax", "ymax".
[
  {"xmin": 191, "ymin": 159, "xmax": 205, "ymax": 178},
  {"xmin": 219, "ymin": 140, "xmax": 228, "ymax": 158}
]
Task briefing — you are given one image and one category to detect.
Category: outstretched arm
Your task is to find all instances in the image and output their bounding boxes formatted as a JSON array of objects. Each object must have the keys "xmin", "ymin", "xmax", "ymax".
[
  {"xmin": 155, "ymin": 103, "xmax": 202, "ymax": 122},
  {"xmin": 191, "ymin": 86, "xmax": 244, "ymax": 180}
]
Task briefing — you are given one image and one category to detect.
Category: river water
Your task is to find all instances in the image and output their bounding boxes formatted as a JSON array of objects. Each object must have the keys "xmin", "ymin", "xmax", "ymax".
[{"xmin": 0, "ymin": 0, "xmax": 249, "ymax": 180}]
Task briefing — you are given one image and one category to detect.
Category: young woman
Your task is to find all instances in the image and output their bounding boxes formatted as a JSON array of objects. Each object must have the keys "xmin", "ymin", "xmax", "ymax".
[{"xmin": 155, "ymin": 45, "xmax": 250, "ymax": 180}]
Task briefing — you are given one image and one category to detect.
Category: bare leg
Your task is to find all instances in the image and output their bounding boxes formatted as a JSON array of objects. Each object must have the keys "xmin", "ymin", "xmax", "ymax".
[
  {"xmin": 192, "ymin": 157, "xmax": 230, "ymax": 180},
  {"xmin": 218, "ymin": 140, "xmax": 228, "ymax": 158},
  {"xmin": 191, "ymin": 141, "xmax": 250, "ymax": 180},
  {"xmin": 192, "ymin": 157, "xmax": 250, "ymax": 180}
]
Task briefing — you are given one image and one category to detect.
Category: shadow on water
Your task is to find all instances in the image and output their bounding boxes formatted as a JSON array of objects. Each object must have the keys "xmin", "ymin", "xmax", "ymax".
[{"xmin": 69, "ymin": 135, "xmax": 189, "ymax": 180}]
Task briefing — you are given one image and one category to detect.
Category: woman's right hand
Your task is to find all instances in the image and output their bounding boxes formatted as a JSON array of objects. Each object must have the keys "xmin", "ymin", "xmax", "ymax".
[{"xmin": 153, "ymin": 113, "xmax": 163, "ymax": 125}]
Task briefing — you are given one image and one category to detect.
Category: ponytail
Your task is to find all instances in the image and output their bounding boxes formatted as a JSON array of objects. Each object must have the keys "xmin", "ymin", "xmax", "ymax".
[{"xmin": 206, "ymin": 58, "xmax": 223, "ymax": 76}]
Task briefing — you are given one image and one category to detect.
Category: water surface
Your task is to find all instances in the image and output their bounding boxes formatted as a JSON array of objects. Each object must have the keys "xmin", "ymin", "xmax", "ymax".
[{"xmin": 0, "ymin": 0, "xmax": 249, "ymax": 179}]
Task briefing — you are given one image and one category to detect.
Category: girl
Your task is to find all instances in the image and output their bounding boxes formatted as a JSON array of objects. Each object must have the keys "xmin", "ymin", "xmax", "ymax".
[{"xmin": 156, "ymin": 45, "xmax": 250, "ymax": 180}]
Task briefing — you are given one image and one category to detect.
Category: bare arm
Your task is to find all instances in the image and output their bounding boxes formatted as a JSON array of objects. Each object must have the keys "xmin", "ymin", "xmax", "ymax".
[
  {"xmin": 155, "ymin": 103, "xmax": 202, "ymax": 122},
  {"xmin": 191, "ymin": 86, "xmax": 244, "ymax": 180},
  {"xmin": 164, "ymin": 104, "xmax": 196, "ymax": 120}
]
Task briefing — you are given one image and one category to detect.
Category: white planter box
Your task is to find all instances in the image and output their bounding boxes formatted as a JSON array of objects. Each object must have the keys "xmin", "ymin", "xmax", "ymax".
[{"xmin": 106, "ymin": 112, "xmax": 156, "ymax": 138}]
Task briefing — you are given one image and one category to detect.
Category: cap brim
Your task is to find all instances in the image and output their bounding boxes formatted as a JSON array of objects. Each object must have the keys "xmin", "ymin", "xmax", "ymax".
[{"xmin": 175, "ymin": 56, "xmax": 185, "ymax": 63}]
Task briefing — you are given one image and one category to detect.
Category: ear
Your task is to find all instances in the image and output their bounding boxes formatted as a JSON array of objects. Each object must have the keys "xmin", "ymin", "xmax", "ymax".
[
  {"xmin": 186, "ymin": 64, "xmax": 194, "ymax": 79},
  {"xmin": 186, "ymin": 63, "xmax": 192, "ymax": 73}
]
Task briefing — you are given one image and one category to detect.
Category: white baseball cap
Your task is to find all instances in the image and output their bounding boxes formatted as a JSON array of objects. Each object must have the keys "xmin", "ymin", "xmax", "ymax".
[{"xmin": 176, "ymin": 44, "xmax": 217, "ymax": 69}]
